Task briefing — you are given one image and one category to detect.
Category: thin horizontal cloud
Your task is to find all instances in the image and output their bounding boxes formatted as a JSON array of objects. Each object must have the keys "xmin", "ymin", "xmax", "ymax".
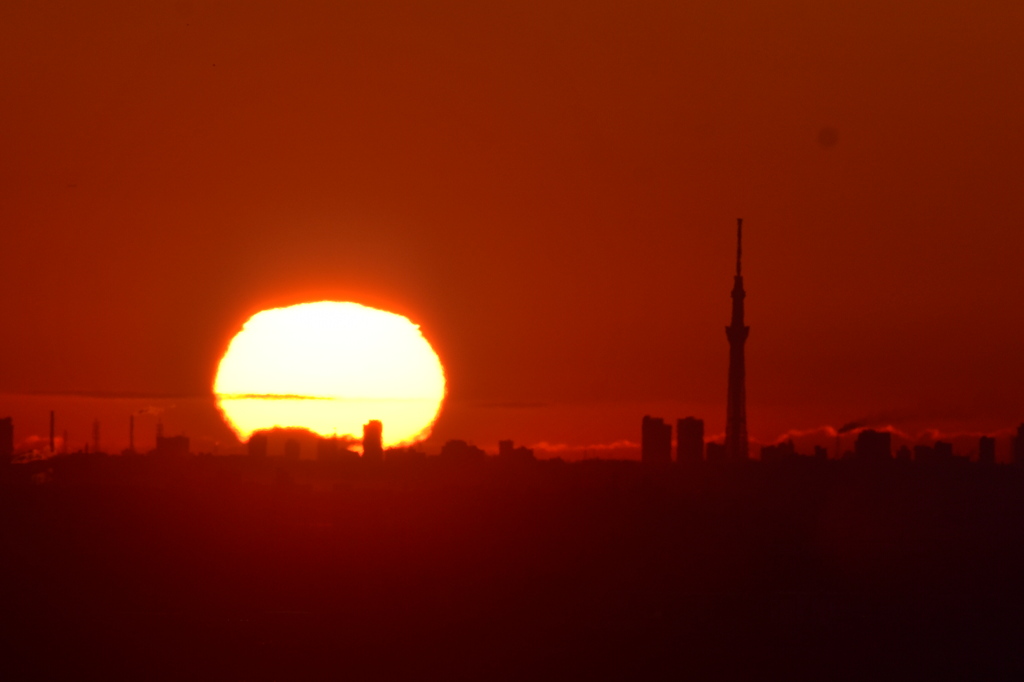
[
  {"xmin": 532, "ymin": 439, "xmax": 639, "ymax": 452},
  {"xmin": 530, "ymin": 440, "xmax": 640, "ymax": 460},
  {"xmin": 216, "ymin": 393, "xmax": 334, "ymax": 400},
  {"xmin": 7, "ymin": 390, "xmax": 210, "ymax": 400},
  {"xmin": 772, "ymin": 424, "xmax": 1014, "ymax": 447}
]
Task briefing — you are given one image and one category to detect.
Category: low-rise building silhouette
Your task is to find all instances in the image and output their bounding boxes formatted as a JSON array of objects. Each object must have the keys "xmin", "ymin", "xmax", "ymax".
[
  {"xmin": 384, "ymin": 446, "xmax": 427, "ymax": 463},
  {"xmin": 641, "ymin": 416, "xmax": 672, "ymax": 464},
  {"xmin": 439, "ymin": 439, "xmax": 486, "ymax": 463},
  {"xmin": 676, "ymin": 417, "xmax": 704, "ymax": 463},
  {"xmin": 854, "ymin": 429, "xmax": 891, "ymax": 461},
  {"xmin": 705, "ymin": 441, "xmax": 726, "ymax": 462},
  {"xmin": 760, "ymin": 439, "xmax": 797, "ymax": 463},
  {"xmin": 316, "ymin": 436, "xmax": 337, "ymax": 460},
  {"xmin": 155, "ymin": 434, "xmax": 190, "ymax": 457},
  {"xmin": 498, "ymin": 439, "xmax": 536, "ymax": 462},
  {"xmin": 248, "ymin": 433, "xmax": 268, "ymax": 458},
  {"xmin": 284, "ymin": 438, "xmax": 300, "ymax": 460},
  {"xmin": 933, "ymin": 440, "xmax": 954, "ymax": 461},
  {"xmin": 317, "ymin": 435, "xmax": 357, "ymax": 461}
]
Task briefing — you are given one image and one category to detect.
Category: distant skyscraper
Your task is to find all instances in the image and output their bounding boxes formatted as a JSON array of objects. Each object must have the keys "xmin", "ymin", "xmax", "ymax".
[
  {"xmin": 676, "ymin": 417, "xmax": 704, "ymax": 463},
  {"xmin": 0, "ymin": 417, "xmax": 12, "ymax": 464},
  {"xmin": 724, "ymin": 219, "xmax": 749, "ymax": 461},
  {"xmin": 1014, "ymin": 424, "xmax": 1024, "ymax": 466},
  {"xmin": 978, "ymin": 436, "xmax": 996, "ymax": 465},
  {"xmin": 641, "ymin": 416, "xmax": 672, "ymax": 464},
  {"xmin": 363, "ymin": 420, "xmax": 384, "ymax": 461}
]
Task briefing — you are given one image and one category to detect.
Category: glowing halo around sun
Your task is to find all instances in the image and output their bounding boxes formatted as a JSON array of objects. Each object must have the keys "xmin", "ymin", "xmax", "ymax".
[{"xmin": 213, "ymin": 301, "xmax": 446, "ymax": 448}]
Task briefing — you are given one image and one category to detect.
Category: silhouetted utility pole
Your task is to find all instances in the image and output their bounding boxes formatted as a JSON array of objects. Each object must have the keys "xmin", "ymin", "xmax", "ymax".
[{"xmin": 724, "ymin": 219, "xmax": 749, "ymax": 461}]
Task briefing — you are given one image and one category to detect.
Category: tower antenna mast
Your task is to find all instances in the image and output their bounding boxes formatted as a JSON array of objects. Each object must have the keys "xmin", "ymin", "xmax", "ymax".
[{"xmin": 736, "ymin": 218, "xmax": 742, "ymax": 276}]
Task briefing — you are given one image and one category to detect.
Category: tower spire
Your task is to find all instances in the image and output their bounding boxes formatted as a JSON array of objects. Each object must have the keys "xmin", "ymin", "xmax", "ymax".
[{"xmin": 724, "ymin": 218, "xmax": 750, "ymax": 461}]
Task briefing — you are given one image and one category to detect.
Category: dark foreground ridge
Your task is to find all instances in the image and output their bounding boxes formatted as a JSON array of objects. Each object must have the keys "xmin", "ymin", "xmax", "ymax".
[{"xmin": 3, "ymin": 455, "xmax": 1024, "ymax": 679}]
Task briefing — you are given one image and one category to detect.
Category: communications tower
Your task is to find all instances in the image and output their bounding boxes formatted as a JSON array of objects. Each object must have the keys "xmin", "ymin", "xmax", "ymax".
[{"xmin": 724, "ymin": 219, "xmax": 749, "ymax": 460}]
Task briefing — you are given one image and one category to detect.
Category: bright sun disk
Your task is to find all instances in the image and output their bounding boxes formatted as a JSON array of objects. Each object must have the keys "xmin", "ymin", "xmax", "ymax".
[{"xmin": 214, "ymin": 301, "xmax": 446, "ymax": 448}]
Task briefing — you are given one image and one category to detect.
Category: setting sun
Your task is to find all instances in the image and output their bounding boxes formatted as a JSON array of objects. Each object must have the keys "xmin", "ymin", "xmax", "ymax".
[{"xmin": 214, "ymin": 301, "xmax": 446, "ymax": 447}]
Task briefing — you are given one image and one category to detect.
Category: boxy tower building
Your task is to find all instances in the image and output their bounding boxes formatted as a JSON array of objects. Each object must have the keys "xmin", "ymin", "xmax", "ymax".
[
  {"xmin": 641, "ymin": 416, "xmax": 672, "ymax": 464},
  {"xmin": 363, "ymin": 420, "xmax": 384, "ymax": 461},
  {"xmin": 0, "ymin": 417, "xmax": 12, "ymax": 464},
  {"xmin": 676, "ymin": 417, "xmax": 704, "ymax": 463}
]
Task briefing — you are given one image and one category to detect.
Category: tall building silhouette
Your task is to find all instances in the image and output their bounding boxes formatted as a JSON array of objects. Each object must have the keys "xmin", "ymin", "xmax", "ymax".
[
  {"xmin": 363, "ymin": 420, "xmax": 383, "ymax": 461},
  {"xmin": 724, "ymin": 219, "xmax": 749, "ymax": 461},
  {"xmin": 676, "ymin": 417, "xmax": 704, "ymax": 463},
  {"xmin": 641, "ymin": 416, "xmax": 672, "ymax": 464},
  {"xmin": 0, "ymin": 417, "xmax": 13, "ymax": 464},
  {"xmin": 978, "ymin": 436, "xmax": 995, "ymax": 465},
  {"xmin": 1014, "ymin": 424, "xmax": 1024, "ymax": 466}
]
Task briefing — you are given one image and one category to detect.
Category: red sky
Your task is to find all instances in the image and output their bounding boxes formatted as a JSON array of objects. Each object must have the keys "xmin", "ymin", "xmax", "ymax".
[{"xmin": 2, "ymin": 1, "xmax": 1023, "ymax": 458}]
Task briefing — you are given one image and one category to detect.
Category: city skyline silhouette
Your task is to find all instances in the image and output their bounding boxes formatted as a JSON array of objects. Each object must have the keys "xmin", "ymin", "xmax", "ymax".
[
  {"xmin": 3, "ymin": 215, "xmax": 1021, "ymax": 466},
  {"xmin": 3, "ymin": 4, "xmax": 1024, "ymax": 457},
  {"xmin": 3, "ymin": 2, "xmax": 1024, "ymax": 678}
]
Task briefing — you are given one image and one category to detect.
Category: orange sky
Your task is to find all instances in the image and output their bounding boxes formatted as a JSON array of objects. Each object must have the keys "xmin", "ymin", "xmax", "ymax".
[{"xmin": 2, "ymin": 1, "xmax": 1022, "ymax": 457}]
